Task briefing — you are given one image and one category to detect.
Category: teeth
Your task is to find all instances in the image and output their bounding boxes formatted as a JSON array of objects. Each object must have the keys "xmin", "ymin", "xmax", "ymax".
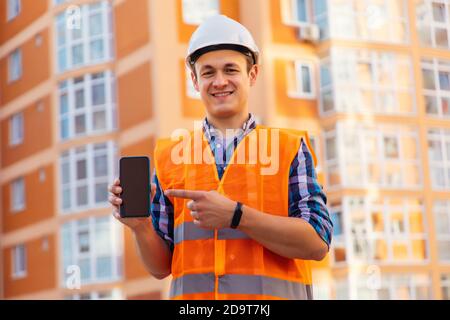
[{"xmin": 213, "ymin": 92, "xmax": 232, "ymax": 97}]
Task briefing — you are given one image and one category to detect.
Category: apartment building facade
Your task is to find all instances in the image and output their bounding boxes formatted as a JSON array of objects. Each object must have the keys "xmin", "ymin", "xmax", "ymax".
[{"xmin": 0, "ymin": 0, "xmax": 449, "ymax": 300}]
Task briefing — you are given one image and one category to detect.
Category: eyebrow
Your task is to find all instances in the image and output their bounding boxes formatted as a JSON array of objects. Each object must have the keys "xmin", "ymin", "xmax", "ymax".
[{"xmin": 200, "ymin": 63, "xmax": 241, "ymax": 72}]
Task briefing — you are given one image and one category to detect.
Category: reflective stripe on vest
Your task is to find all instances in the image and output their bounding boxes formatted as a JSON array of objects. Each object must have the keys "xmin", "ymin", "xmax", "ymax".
[
  {"xmin": 170, "ymin": 273, "xmax": 215, "ymax": 297},
  {"xmin": 174, "ymin": 222, "xmax": 250, "ymax": 244},
  {"xmin": 174, "ymin": 222, "xmax": 214, "ymax": 245},
  {"xmin": 217, "ymin": 228, "xmax": 250, "ymax": 240},
  {"xmin": 170, "ymin": 273, "xmax": 313, "ymax": 300}
]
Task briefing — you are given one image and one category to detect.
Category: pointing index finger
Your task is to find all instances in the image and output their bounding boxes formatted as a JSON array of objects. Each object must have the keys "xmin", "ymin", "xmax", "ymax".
[{"xmin": 164, "ymin": 189, "xmax": 203, "ymax": 200}]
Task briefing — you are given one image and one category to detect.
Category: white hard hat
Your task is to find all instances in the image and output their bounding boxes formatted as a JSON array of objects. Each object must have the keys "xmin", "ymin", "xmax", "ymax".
[{"xmin": 186, "ymin": 15, "xmax": 259, "ymax": 68}]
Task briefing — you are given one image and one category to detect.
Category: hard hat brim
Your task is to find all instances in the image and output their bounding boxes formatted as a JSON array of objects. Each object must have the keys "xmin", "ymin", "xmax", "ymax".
[{"xmin": 187, "ymin": 43, "xmax": 258, "ymax": 67}]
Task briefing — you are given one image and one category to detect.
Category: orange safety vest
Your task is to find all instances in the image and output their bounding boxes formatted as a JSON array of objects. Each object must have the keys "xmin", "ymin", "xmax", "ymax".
[{"xmin": 154, "ymin": 125, "xmax": 317, "ymax": 300}]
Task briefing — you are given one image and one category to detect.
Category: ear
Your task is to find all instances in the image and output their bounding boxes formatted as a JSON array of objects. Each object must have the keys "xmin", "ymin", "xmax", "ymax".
[
  {"xmin": 249, "ymin": 64, "xmax": 259, "ymax": 87},
  {"xmin": 190, "ymin": 71, "xmax": 200, "ymax": 92}
]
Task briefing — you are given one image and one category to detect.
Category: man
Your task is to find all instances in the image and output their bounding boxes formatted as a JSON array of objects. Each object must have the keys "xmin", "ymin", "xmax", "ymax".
[{"xmin": 109, "ymin": 15, "xmax": 332, "ymax": 300}]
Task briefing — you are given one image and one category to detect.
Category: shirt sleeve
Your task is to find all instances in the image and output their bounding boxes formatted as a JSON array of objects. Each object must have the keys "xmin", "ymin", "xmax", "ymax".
[
  {"xmin": 151, "ymin": 169, "xmax": 175, "ymax": 252},
  {"xmin": 288, "ymin": 139, "xmax": 334, "ymax": 250}
]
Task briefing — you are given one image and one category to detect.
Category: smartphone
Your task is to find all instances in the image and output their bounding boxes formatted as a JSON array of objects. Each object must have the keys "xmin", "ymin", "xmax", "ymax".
[{"xmin": 119, "ymin": 156, "xmax": 150, "ymax": 218}]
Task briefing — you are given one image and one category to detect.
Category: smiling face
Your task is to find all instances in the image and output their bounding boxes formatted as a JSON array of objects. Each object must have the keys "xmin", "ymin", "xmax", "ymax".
[{"xmin": 190, "ymin": 49, "xmax": 258, "ymax": 120}]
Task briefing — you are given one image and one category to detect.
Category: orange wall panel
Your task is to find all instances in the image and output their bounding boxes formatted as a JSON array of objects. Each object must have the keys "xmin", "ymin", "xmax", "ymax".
[
  {"xmin": 117, "ymin": 62, "xmax": 153, "ymax": 130},
  {"xmin": 317, "ymin": 172, "xmax": 325, "ymax": 186},
  {"xmin": 270, "ymin": 0, "xmax": 300, "ymax": 44},
  {"xmin": 3, "ymin": 234, "xmax": 56, "ymax": 298},
  {"xmin": 114, "ymin": 0, "xmax": 150, "ymax": 59},
  {"xmin": 0, "ymin": 0, "xmax": 48, "ymax": 45},
  {"xmin": 0, "ymin": 28, "xmax": 50, "ymax": 105},
  {"xmin": 1, "ymin": 96, "xmax": 53, "ymax": 168},
  {"xmin": 180, "ymin": 60, "xmax": 205, "ymax": 119},
  {"xmin": 120, "ymin": 135, "xmax": 155, "ymax": 192},
  {"xmin": 123, "ymin": 227, "xmax": 151, "ymax": 280},
  {"xmin": 120, "ymin": 135, "xmax": 155, "ymax": 170},
  {"xmin": 2, "ymin": 164, "xmax": 55, "ymax": 233},
  {"xmin": 412, "ymin": 240, "xmax": 427, "ymax": 260},
  {"xmin": 274, "ymin": 59, "xmax": 318, "ymax": 118},
  {"xmin": 177, "ymin": 0, "xmax": 240, "ymax": 43}
]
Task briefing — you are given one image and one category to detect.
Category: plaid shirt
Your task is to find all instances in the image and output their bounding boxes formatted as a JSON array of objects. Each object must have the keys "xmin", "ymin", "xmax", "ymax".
[{"xmin": 151, "ymin": 114, "xmax": 333, "ymax": 252}]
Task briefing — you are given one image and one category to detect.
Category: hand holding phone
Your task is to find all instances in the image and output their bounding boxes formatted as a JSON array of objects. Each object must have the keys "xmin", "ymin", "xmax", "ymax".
[{"xmin": 109, "ymin": 178, "xmax": 156, "ymax": 232}]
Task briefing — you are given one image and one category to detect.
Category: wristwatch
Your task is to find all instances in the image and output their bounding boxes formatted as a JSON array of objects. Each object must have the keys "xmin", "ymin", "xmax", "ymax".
[{"xmin": 230, "ymin": 202, "xmax": 243, "ymax": 229}]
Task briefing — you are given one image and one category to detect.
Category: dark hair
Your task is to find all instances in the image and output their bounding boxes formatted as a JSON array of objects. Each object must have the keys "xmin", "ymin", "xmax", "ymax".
[{"xmin": 190, "ymin": 53, "xmax": 255, "ymax": 79}]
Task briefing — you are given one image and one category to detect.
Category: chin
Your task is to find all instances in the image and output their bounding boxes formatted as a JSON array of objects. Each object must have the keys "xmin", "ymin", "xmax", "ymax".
[{"xmin": 207, "ymin": 104, "xmax": 240, "ymax": 118}]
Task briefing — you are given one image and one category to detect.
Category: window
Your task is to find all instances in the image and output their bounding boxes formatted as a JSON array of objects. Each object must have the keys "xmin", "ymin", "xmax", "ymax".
[
  {"xmin": 335, "ymin": 278, "xmax": 349, "ymax": 299},
  {"xmin": 8, "ymin": 49, "xmax": 22, "ymax": 82},
  {"xmin": 422, "ymin": 58, "xmax": 450, "ymax": 118},
  {"xmin": 285, "ymin": 0, "xmax": 408, "ymax": 43},
  {"xmin": 308, "ymin": 135, "xmax": 321, "ymax": 171},
  {"xmin": 441, "ymin": 70, "xmax": 450, "ymax": 90},
  {"xmin": 61, "ymin": 216, "xmax": 122, "ymax": 285},
  {"xmin": 11, "ymin": 177, "xmax": 25, "ymax": 212},
  {"xmin": 434, "ymin": 201, "xmax": 450, "ymax": 262},
  {"xmin": 344, "ymin": 197, "xmax": 427, "ymax": 264},
  {"xmin": 7, "ymin": 0, "xmax": 21, "ymax": 21},
  {"xmin": 331, "ymin": 210, "xmax": 343, "ymax": 236},
  {"xmin": 417, "ymin": 0, "xmax": 450, "ymax": 49},
  {"xmin": 59, "ymin": 71, "xmax": 117, "ymax": 140},
  {"xmin": 54, "ymin": 0, "xmax": 68, "ymax": 5},
  {"xmin": 313, "ymin": 0, "xmax": 329, "ymax": 40},
  {"xmin": 60, "ymin": 141, "xmax": 117, "ymax": 213},
  {"xmin": 321, "ymin": 48, "xmax": 415, "ymax": 115},
  {"xmin": 384, "ymin": 136, "xmax": 400, "ymax": 159},
  {"xmin": 287, "ymin": 61, "xmax": 315, "ymax": 99},
  {"xmin": 320, "ymin": 59, "xmax": 334, "ymax": 113},
  {"xmin": 282, "ymin": 0, "xmax": 313, "ymax": 25},
  {"xmin": 354, "ymin": 273, "xmax": 431, "ymax": 300},
  {"xmin": 325, "ymin": 136, "xmax": 337, "ymax": 160},
  {"xmin": 294, "ymin": 0, "xmax": 309, "ymax": 23},
  {"xmin": 55, "ymin": 1, "xmax": 113, "ymax": 73},
  {"xmin": 442, "ymin": 274, "xmax": 450, "ymax": 300},
  {"xmin": 9, "ymin": 112, "xmax": 23, "ymax": 146},
  {"xmin": 348, "ymin": 198, "xmax": 371, "ymax": 262},
  {"xmin": 325, "ymin": 123, "xmax": 421, "ymax": 189},
  {"xmin": 433, "ymin": 2, "xmax": 447, "ymax": 22},
  {"xmin": 330, "ymin": 205, "xmax": 346, "ymax": 264},
  {"xmin": 324, "ymin": 131, "xmax": 340, "ymax": 187},
  {"xmin": 327, "ymin": 0, "xmax": 408, "ymax": 43},
  {"xmin": 282, "ymin": 0, "xmax": 330, "ymax": 39},
  {"xmin": 428, "ymin": 129, "xmax": 450, "ymax": 189},
  {"xmin": 182, "ymin": 0, "xmax": 219, "ymax": 25},
  {"xmin": 12, "ymin": 244, "xmax": 26, "ymax": 279}
]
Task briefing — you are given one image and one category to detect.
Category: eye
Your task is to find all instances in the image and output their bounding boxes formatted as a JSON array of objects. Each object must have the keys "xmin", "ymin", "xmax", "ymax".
[
  {"xmin": 226, "ymin": 68, "xmax": 238, "ymax": 73},
  {"xmin": 201, "ymin": 71, "xmax": 214, "ymax": 77}
]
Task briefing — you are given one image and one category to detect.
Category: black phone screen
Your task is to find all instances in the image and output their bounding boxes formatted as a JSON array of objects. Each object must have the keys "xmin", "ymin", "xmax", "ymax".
[{"xmin": 119, "ymin": 156, "xmax": 150, "ymax": 218}]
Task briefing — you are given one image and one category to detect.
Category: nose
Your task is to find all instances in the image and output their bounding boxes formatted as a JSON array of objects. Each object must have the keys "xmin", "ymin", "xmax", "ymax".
[{"xmin": 212, "ymin": 71, "xmax": 228, "ymax": 88}]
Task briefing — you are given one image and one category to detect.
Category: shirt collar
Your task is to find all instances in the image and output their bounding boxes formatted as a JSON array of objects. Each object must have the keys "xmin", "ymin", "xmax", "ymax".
[{"xmin": 202, "ymin": 113, "xmax": 257, "ymax": 143}]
